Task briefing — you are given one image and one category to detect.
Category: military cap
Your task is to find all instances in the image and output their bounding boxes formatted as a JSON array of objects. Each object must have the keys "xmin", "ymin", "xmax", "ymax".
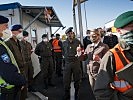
[
  {"xmin": 51, "ymin": 34, "xmax": 54, "ymax": 37},
  {"xmin": 114, "ymin": 11, "xmax": 133, "ymax": 28},
  {"xmin": 65, "ymin": 27, "xmax": 73, "ymax": 34},
  {"xmin": 11, "ymin": 24, "xmax": 23, "ymax": 31},
  {"xmin": 23, "ymin": 31, "xmax": 29, "ymax": 36},
  {"xmin": 0, "ymin": 15, "xmax": 9, "ymax": 24},
  {"xmin": 56, "ymin": 33, "xmax": 60, "ymax": 37},
  {"xmin": 42, "ymin": 34, "xmax": 47, "ymax": 38}
]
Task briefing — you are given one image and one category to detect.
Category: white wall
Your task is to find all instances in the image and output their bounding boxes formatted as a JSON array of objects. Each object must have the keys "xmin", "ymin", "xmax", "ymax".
[
  {"xmin": 22, "ymin": 13, "xmax": 51, "ymax": 44},
  {"xmin": 0, "ymin": 8, "xmax": 51, "ymax": 45},
  {"xmin": 0, "ymin": 8, "xmax": 20, "ymax": 27}
]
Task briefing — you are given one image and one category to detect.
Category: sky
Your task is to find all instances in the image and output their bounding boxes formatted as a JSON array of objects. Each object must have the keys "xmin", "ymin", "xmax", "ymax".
[{"xmin": 0, "ymin": 0, "xmax": 133, "ymax": 35}]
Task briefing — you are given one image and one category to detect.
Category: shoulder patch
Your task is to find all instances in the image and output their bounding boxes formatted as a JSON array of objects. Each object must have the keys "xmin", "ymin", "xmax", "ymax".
[{"xmin": 1, "ymin": 53, "xmax": 10, "ymax": 63}]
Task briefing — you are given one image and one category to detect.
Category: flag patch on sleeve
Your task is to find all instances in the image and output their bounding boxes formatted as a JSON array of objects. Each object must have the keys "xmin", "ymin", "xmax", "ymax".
[{"xmin": 1, "ymin": 53, "xmax": 10, "ymax": 63}]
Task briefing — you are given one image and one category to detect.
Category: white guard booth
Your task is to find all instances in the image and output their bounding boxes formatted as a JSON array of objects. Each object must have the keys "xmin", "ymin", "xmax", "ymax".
[{"xmin": 0, "ymin": 2, "xmax": 63, "ymax": 77}]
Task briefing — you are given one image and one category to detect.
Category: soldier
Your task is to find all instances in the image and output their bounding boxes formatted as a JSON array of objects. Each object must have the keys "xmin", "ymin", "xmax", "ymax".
[
  {"xmin": 6, "ymin": 24, "xmax": 27, "ymax": 100},
  {"xmin": 83, "ymin": 30, "xmax": 92, "ymax": 49},
  {"xmin": 52, "ymin": 33, "xmax": 63, "ymax": 77},
  {"xmin": 34, "ymin": 34, "xmax": 54, "ymax": 91},
  {"xmin": 21, "ymin": 31, "xmax": 34, "ymax": 92},
  {"xmin": 0, "ymin": 15, "xmax": 26, "ymax": 100},
  {"xmin": 49, "ymin": 34, "xmax": 56, "ymax": 70},
  {"xmin": 62, "ymin": 27, "xmax": 83, "ymax": 100},
  {"xmin": 94, "ymin": 11, "xmax": 133, "ymax": 100},
  {"xmin": 49, "ymin": 34, "xmax": 55, "ymax": 44}
]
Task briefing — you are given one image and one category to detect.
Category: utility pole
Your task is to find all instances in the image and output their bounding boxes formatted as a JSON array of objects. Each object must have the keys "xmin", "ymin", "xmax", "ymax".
[
  {"xmin": 73, "ymin": 7, "xmax": 78, "ymax": 37},
  {"xmin": 77, "ymin": 0, "xmax": 84, "ymax": 45},
  {"xmin": 84, "ymin": 2, "xmax": 88, "ymax": 32}
]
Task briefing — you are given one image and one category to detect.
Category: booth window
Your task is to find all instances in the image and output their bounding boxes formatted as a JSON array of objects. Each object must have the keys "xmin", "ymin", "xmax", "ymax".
[{"xmin": 31, "ymin": 29, "xmax": 37, "ymax": 47}]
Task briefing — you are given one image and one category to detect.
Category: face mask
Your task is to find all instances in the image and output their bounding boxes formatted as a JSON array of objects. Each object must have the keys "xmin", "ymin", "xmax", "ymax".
[
  {"xmin": 120, "ymin": 31, "xmax": 133, "ymax": 45},
  {"xmin": 52, "ymin": 36, "xmax": 56, "ymax": 39},
  {"xmin": 107, "ymin": 32, "xmax": 112, "ymax": 35},
  {"xmin": 2, "ymin": 29, "xmax": 12, "ymax": 41},
  {"xmin": 24, "ymin": 37, "xmax": 29, "ymax": 41},
  {"xmin": 16, "ymin": 33, "xmax": 23, "ymax": 41},
  {"xmin": 43, "ymin": 38, "xmax": 48, "ymax": 42}
]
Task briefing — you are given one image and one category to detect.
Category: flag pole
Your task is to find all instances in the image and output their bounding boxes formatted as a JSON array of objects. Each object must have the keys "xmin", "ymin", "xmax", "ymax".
[
  {"xmin": 73, "ymin": 6, "xmax": 78, "ymax": 37},
  {"xmin": 77, "ymin": 0, "xmax": 84, "ymax": 45},
  {"xmin": 84, "ymin": 2, "xmax": 88, "ymax": 32}
]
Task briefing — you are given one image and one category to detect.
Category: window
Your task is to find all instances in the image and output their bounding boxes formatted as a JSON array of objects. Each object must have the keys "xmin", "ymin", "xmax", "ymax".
[{"xmin": 31, "ymin": 29, "xmax": 37, "ymax": 48}]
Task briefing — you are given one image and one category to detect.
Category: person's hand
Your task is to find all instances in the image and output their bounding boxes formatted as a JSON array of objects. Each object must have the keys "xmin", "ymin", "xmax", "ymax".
[
  {"xmin": 77, "ymin": 44, "xmax": 82, "ymax": 52},
  {"xmin": 31, "ymin": 48, "xmax": 35, "ymax": 52},
  {"xmin": 93, "ymin": 54, "xmax": 100, "ymax": 61},
  {"xmin": 76, "ymin": 44, "xmax": 82, "ymax": 57},
  {"xmin": 21, "ymin": 86, "xmax": 25, "ymax": 90}
]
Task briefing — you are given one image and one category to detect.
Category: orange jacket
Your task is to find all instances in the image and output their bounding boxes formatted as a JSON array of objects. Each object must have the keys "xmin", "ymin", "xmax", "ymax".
[
  {"xmin": 110, "ymin": 44, "xmax": 132, "ymax": 92},
  {"xmin": 52, "ymin": 39, "xmax": 61, "ymax": 52}
]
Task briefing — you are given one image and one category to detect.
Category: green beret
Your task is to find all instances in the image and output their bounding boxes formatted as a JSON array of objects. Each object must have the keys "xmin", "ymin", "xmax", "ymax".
[{"xmin": 114, "ymin": 11, "xmax": 133, "ymax": 28}]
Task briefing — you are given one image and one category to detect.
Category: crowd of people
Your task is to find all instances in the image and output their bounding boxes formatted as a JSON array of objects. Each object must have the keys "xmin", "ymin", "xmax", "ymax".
[{"xmin": 0, "ymin": 10, "xmax": 133, "ymax": 100}]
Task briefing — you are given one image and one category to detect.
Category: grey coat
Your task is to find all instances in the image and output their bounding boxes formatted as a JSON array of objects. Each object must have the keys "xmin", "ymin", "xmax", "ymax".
[{"xmin": 85, "ymin": 41, "xmax": 109, "ymax": 79}]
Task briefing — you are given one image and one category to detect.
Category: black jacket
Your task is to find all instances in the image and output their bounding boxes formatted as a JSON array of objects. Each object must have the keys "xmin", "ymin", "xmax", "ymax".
[
  {"xmin": 83, "ymin": 36, "xmax": 92, "ymax": 49},
  {"xmin": 103, "ymin": 35, "xmax": 118, "ymax": 49},
  {"xmin": 0, "ymin": 38, "xmax": 26, "ymax": 86}
]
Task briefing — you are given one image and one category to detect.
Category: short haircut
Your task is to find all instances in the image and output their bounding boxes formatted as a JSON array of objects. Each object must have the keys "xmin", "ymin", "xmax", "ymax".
[{"xmin": 90, "ymin": 29, "xmax": 101, "ymax": 36}]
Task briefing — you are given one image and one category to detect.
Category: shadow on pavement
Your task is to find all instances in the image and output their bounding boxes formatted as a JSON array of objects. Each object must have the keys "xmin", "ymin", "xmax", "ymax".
[{"xmin": 37, "ymin": 74, "xmax": 96, "ymax": 100}]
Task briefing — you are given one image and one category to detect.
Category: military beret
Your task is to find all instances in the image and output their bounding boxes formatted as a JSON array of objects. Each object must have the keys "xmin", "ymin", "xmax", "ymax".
[
  {"xmin": 42, "ymin": 34, "xmax": 47, "ymax": 38},
  {"xmin": 114, "ymin": 11, "xmax": 133, "ymax": 28},
  {"xmin": 65, "ymin": 27, "xmax": 73, "ymax": 34},
  {"xmin": 0, "ymin": 15, "xmax": 9, "ymax": 24},
  {"xmin": 11, "ymin": 24, "xmax": 23, "ymax": 31},
  {"xmin": 23, "ymin": 31, "xmax": 29, "ymax": 36},
  {"xmin": 51, "ymin": 34, "xmax": 54, "ymax": 37},
  {"xmin": 56, "ymin": 33, "xmax": 60, "ymax": 37}
]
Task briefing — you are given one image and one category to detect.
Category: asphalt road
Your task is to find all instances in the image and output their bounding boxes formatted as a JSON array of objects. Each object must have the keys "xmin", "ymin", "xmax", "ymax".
[
  {"xmin": 39, "ymin": 75, "xmax": 96, "ymax": 100},
  {"xmin": 27, "ymin": 72, "xmax": 96, "ymax": 100}
]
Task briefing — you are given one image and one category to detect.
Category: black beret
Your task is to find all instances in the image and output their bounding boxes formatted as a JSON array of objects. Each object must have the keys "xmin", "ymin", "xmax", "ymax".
[
  {"xmin": 106, "ymin": 28, "xmax": 111, "ymax": 32},
  {"xmin": 114, "ymin": 11, "xmax": 133, "ymax": 28},
  {"xmin": 65, "ymin": 27, "xmax": 73, "ymax": 34},
  {"xmin": 56, "ymin": 34, "xmax": 60, "ymax": 37},
  {"xmin": 11, "ymin": 24, "xmax": 23, "ymax": 31},
  {"xmin": 51, "ymin": 34, "xmax": 54, "ymax": 37},
  {"xmin": 42, "ymin": 34, "xmax": 47, "ymax": 38},
  {"xmin": 0, "ymin": 15, "xmax": 9, "ymax": 24},
  {"xmin": 23, "ymin": 31, "xmax": 29, "ymax": 36}
]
